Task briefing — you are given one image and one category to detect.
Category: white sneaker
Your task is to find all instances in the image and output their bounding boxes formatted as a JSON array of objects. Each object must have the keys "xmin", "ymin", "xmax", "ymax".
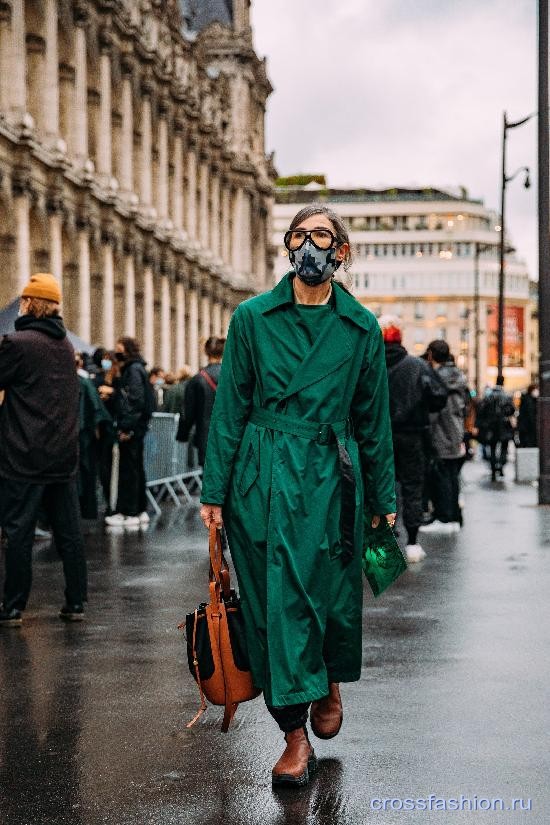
[
  {"xmin": 105, "ymin": 513, "xmax": 125, "ymax": 526},
  {"xmin": 105, "ymin": 513, "xmax": 140, "ymax": 528},
  {"xmin": 139, "ymin": 511, "xmax": 150, "ymax": 525},
  {"xmin": 419, "ymin": 520, "xmax": 458, "ymax": 534},
  {"xmin": 406, "ymin": 544, "xmax": 426, "ymax": 563}
]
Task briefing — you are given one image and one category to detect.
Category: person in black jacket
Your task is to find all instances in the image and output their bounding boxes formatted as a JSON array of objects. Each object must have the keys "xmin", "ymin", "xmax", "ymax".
[
  {"xmin": 475, "ymin": 376, "xmax": 516, "ymax": 481},
  {"xmin": 518, "ymin": 384, "xmax": 539, "ymax": 448},
  {"xmin": 380, "ymin": 317, "xmax": 448, "ymax": 563},
  {"xmin": 105, "ymin": 337, "xmax": 154, "ymax": 528},
  {"xmin": 0, "ymin": 273, "xmax": 87, "ymax": 626},
  {"xmin": 176, "ymin": 336, "xmax": 226, "ymax": 466}
]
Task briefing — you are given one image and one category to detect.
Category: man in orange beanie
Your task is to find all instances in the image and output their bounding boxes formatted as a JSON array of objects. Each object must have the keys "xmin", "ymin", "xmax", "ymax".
[{"xmin": 0, "ymin": 274, "xmax": 87, "ymax": 626}]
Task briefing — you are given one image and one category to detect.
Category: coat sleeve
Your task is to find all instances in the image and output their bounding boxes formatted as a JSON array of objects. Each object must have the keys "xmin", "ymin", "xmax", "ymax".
[
  {"xmin": 350, "ymin": 324, "xmax": 396, "ymax": 515},
  {"xmin": 117, "ymin": 364, "xmax": 145, "ymax": 433},
  {"xmin": 176, "ymin": 376, "xmax": 198, "ymax": 442},
  {"xmin": 200, "ymin": 306, "xmax": 255, "ymax": 505},
  {"xmin": 0, "ymin": 336, "xmax": 23, "ymax": 390}
]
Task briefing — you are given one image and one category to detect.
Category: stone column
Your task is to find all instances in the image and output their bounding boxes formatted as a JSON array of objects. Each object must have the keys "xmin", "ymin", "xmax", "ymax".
[
  {"xmin": 9, "ymin": 0, "xmax": 26, "ymax": 120},
  {"xmin": 188, "ymin": 277, "xmax": 200, "ymax": 373},
  {"xmin": 26, "ymin": 35, "xmax": 46, "ymax": 134},
  {"xmin": 211, "ymin": 169, "xmax": 221, "ymax": 259},
  {"xmin": 199, "ymin": 158, "xmax": 209, "ymax": 249},
  {"xmin": 44, "ymin": 0, "xmax": 59, "ymax": 140},
  {"xmin": 14, "ymin": 189, "xmax": 30, "ymax": 292},
  {"xmin": 72, "ymin": 6, "xmax": 88, "ymax": 164},
  {"xmin": 212, "ymin": 297, "xmax": 222, "ymax": 337},
  {"xmin": 157, "ymin": 100, "xmax": 169, "ymax": 222},
  {"xmin": 142, "ymin": 263, "xmax": 154, "ymax": 365},
  {"xmin": 171, "ymin": 123, "xmax": 184, "ymax": 232},
  {"xmin": 77, "ymin": 223, "xmax": 91, "ymax": 341},
  {"xmin": 119, "ymin": 57, "xmax": 134, "ymax": 195},
  {"xmin": 140, "ymin": 80, "xmax": 153, "ymax": 209},
  {"xmin": 200, "ymin": 283, "xmax": 211, "ymax": 343},
  {"xmin": 102, "ymin": 230, "xmax": 115, "ymax": 348},
  {"xmin": 241, "ymin": 190, "xmax": 252, "ymax": 275},
  {"xmin": 59, "ymin": 64, "xmax": 75, "ymax": 156},
  {"xmin": 160, "ymin": 271, "xmax": 171, "ymax": 369},
  {"xmin": 232, "ymin": 187, "xmax": 243, "ymax": 274},
  {"xmin": 175, "ymin": 277, "xmax": 185, "ymax": 367},
  {"xmin": 124, "ymin": 251, "xmax": 136, "ymax": 337},
  {"xmin": 221, "ymin": 183, "xmax": 231, "ymax": 265},
  {"xmin": 186, "ymin": 141, "xmax": 197, "ymax": 240},
  {"xmin": 222, "ymin": 302, "xmax": 232, "ymax": 336},
  {"xmin": 0, "ymin": 5, "xmax": 11, "ymax": 114},
  {"xmin": 256, "ymin": 208, "xmax": 267, "ymax": 289},
  {"xmin": 49, "ymin": 208, "xmax": 63, "ymax": 282},
  {"xmin": 97, "ymin": 33, "xmax": 112, "ymax": 180}
]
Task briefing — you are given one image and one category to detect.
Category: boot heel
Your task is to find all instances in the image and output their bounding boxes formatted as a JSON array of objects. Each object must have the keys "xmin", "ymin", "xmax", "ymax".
[{"xmin": 307, "ymin": 752, "xmax": 318, "ymax": 778}]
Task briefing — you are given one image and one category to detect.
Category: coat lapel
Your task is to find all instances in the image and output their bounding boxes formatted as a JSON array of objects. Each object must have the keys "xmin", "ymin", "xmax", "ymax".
[
  {"xmin": 279, "ymin": 310, "xmax": 353, "ymax": 400},
  {"xmin": 260, "ymin": 272, "xmax": 373, "ymax": 401}
]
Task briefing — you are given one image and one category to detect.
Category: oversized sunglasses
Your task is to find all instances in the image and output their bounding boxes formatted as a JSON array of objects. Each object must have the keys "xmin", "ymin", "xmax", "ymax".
[{"xmin": 283, "ymin": 228, "xmax": 337, "ymax": 252}]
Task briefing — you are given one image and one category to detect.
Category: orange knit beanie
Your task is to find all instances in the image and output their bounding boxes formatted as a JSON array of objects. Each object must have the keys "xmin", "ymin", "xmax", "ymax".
[{"xmin": 21, "ymin": 273, "xmax": 62, "ymax": 304}]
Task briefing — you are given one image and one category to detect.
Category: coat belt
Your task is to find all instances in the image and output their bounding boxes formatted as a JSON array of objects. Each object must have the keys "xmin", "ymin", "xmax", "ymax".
[{"xmin": 248, "ymin": 407, "xmax": 357, "ymax": 565}]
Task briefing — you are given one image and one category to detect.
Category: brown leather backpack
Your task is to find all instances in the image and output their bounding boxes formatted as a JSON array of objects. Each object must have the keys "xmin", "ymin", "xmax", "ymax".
[{"xmin": 181, "ymin": 524, "xmax": 261, "ymax": 732}]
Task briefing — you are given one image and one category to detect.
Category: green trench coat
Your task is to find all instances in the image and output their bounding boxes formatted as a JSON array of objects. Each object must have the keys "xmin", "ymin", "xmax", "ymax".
[{"xmin": 201, "ymin": 273, "xmax": 396, "ymax": 707}]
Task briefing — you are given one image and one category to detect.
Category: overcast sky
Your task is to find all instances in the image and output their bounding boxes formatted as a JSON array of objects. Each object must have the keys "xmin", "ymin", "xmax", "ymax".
[{"xmin": 252, "ymin": 0, "xmax": 538, "ymax": 278}]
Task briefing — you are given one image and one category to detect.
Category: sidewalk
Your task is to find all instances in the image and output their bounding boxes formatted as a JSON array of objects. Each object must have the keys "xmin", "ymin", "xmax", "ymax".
[{"xmin": 0, "ymin": 458, "xmax": 548, "ymax": 824}]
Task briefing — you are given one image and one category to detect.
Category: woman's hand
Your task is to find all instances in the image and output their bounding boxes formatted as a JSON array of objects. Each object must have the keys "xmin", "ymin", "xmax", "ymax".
[
  {"xmin": 200, "ymin": 504, "xmax": 223, "ymax": 530},
  {"xmin": 98, "ymin": 385, "xmax": 114, "ymax": 401},
  {"xmin": 372, "ymin": 513, "xmax": 397, "ymax": 529}
]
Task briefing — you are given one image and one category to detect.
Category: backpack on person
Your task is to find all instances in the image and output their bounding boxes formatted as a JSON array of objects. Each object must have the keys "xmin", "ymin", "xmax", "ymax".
[{"xmin": 476, "ymin": 392, "xmax": 514, "ymax": 443}]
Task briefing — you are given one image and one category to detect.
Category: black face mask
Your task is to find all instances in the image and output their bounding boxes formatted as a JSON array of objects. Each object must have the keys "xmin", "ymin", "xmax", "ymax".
[{"xmin": 115, "ymin": 352, "xmax": 126, "ymax": 362}]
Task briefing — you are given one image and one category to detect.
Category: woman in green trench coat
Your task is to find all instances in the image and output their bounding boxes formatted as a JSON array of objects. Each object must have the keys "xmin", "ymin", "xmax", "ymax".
[{"xmin": 200, "ymin": 205, "xmax": 396, "ymax": 787}]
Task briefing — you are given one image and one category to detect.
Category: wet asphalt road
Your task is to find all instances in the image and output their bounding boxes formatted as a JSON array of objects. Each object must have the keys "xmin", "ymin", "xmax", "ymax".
[{"xmin": 0, "ymin": 459, "xmax": 548, "ymax": 825}]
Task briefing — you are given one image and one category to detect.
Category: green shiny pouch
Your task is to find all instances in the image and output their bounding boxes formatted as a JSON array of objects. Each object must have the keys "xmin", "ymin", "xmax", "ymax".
[{"xmin": 362, "ymin": 516, "xmax": 407, "ymax": 598}]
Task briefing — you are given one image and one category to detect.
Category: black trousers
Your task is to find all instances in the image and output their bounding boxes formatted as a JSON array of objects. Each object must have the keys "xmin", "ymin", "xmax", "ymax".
[
  {"xmin": 97, "ymin": 434, "xmax": 114, "ymax": 512},
  {"xmin": 0, "ymin": 477, "xmax": 87, "ymax": 613},
  {"xmin": 489, "ymin": 439, "xmax": 510, "ymax": 477},
  {"xmin": 431, "ymin": 458, "xmax": 462, "ymax": 523},
  {"xmin": 116, "ymin": 437, "xmax": 147, "ymax": 517},
  {"xmin": 393, "ymin": 432, "xmax": 426, "ymax": 542},
  {"xmin": 266, "ymin": 702, "xmax": 310, "ymax": 734}
]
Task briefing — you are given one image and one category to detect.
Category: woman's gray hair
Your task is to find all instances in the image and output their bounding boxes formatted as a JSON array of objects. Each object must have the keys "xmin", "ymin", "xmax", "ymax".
[{"xmin": 289, "ymin": 204, "xmax": 354, "ymax": 272}]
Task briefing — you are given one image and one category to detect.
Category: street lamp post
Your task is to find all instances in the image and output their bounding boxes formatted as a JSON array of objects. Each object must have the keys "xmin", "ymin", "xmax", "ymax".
[
  {"xmin": 497, "ymin": 112, "xmax": 533, "ymax": 383},
  {"xmin": 538, "ymin": 0, "xmax": 550, "ymax": 504},
  {"xmin": 473, "ymin": 242, "xmax": 493, "ymax": 396},
  {"xmin": 473, "ymin": 243, "xmax": 483, "ymax": 396}
]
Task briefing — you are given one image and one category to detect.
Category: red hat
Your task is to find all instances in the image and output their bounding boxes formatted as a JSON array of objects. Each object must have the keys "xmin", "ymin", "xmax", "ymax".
[
  {"xmin": 382, "ymin": 325, "xmax": 402, "ymax": 344},
  {"xmin": 378, "ymin": 315, "xmax": 402, "ymax": 344}
]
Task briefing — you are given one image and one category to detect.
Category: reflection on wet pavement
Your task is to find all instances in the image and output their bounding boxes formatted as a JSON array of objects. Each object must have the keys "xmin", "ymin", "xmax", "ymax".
[{"xmin": 0, "ymin": 462, "xmax": 548, "ymax": 824}]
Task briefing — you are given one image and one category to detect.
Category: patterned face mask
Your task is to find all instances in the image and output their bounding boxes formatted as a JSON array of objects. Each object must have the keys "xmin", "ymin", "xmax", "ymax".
[{"xmin": 289, "ymin": 240, "xmax": 341, "ymax": 286}]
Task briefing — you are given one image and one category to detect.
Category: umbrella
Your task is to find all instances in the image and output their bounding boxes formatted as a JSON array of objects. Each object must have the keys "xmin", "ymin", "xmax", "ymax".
[{"xmin": 0, "ymin": 299, "xmax": 95, "ymax": 354}]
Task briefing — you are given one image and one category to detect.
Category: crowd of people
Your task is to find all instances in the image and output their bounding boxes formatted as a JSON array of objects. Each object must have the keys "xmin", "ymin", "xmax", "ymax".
[
  {"xmin": 0, "ymin": 270, "xmax": 227, "ymax": 624},
  {"xmin": 0, "ymin": 268, "xmax": 539, "ymax": 628},
  {"xmin": 75, "ymin": 335, "xmax": 226, "ymax": 528},
  {"xmin": 379, "ymin": 315, "xmax": 538, "ymax": 564}
]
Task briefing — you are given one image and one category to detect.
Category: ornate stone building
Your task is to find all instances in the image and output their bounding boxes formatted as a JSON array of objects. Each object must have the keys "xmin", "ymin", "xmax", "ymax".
[{"xmin": 0, "ymin": 0, "xmax": 276, "ymax": 370}]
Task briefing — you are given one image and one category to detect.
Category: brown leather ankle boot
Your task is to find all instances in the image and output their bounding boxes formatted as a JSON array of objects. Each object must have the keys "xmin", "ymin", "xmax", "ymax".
[
  {"xmin": 310, "ymin": 682, "xmax": 343, "ymax": 740},
  {"xmin": 272, "ymin": 726, "xmax": 317, "ymax": 787}
]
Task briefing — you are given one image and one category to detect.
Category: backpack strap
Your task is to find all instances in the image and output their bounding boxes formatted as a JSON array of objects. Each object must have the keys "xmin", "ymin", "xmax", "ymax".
[{"xmin": 200, "ymin": 369, "xmax": 218, "ymax": 393}]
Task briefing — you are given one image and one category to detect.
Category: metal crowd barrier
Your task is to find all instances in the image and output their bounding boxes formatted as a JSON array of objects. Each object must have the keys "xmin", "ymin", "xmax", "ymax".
[{"xmin": 143, "ymin": 413, "xmax": 202, "ymax": 515}]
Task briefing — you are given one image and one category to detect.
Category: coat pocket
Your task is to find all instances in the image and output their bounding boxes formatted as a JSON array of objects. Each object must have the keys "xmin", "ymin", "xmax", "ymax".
[{"xmin": 237, "ymin": 429, "xmax": 260, "ymax": 496}]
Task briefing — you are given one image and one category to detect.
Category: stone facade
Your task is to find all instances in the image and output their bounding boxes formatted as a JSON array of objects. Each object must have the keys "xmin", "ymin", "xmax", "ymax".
[{"xmin": 0, "ymin": 0, "xmax": 276, "ymax": 370}]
